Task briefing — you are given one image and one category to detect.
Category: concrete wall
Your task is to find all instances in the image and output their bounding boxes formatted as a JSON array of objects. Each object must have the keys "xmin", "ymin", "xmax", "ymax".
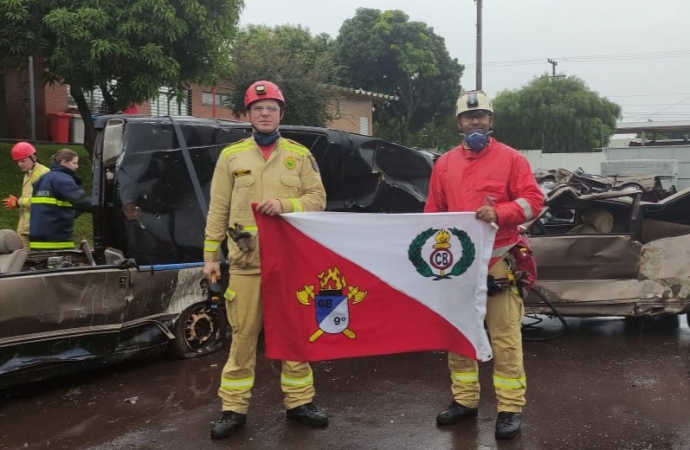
[
  {"xmin": 519, "ymin": 149, "xmax": 606, "ymax": 174},
  {"xmin": 606, "ymin": 146, "xmax": 690, "ymax": 190},
  {"xmin": 520, "ymin": 146, "xmax": 690, "ymax": 190}
]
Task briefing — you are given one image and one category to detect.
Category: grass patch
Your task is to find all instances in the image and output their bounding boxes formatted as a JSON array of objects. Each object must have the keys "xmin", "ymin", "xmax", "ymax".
[{"xmin": 0, "ymin": 143, "xmax": 94, "ymax": 244}]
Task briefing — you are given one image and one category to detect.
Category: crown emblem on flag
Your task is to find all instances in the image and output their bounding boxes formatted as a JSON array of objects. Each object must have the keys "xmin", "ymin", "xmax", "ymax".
[
  {"xmin": 408, "ymin": 228, "xmax": 476, "ymax": 280},
  {"xmin": 296, "ymin": 267, "xmax": 367, "ymax": 343}
]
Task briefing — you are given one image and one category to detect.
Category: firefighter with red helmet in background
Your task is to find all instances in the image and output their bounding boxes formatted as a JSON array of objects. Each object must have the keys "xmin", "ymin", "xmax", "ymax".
[
  {"xmin": 203, "ymin": 80, "xmax": 328, "ymax": 440},
  {"xmin": 425, "ymin": 90, "xmax": 544, "ymax": 440},
  {"xmin": 3, "ymin": 142, "xmax": 49, "ymax": 249}
]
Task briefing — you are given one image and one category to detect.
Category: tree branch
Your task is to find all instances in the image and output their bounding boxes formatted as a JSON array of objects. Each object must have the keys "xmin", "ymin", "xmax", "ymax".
[{"xmin": 99, "ymin": 83, "xmax": 116, "ymax": 113}]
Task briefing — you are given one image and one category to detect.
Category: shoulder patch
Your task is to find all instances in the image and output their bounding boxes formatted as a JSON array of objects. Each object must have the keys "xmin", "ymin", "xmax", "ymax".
[{"xmin": 309, "ymin": 155, "xmax": 320, "ymax": 173}]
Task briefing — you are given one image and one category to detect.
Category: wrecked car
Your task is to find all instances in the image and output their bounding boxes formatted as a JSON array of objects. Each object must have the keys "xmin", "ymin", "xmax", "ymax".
[
  {"xmin": 534, "ymin": 167, "xmax": 676, "ymax": 202},
  {"xmin": 525, "ymin": 184, "xmax": 690, "ymax": 323},
  {"xmin": 0, "ymin": 116, "xmax": 433, "ymax": 387}
]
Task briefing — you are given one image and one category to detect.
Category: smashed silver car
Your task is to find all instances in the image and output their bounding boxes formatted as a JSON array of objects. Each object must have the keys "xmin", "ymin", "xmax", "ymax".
[{"xmin": 525, "ymin": 185, "xmax": 690, "ymax": 322}]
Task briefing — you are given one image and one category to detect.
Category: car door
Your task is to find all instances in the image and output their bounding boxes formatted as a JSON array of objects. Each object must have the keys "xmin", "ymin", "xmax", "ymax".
[
  {"xmin": 525, "ymin": 188, "xmax": 644, "ymax": 312},
  {"xmin": 0, "ymin": 264, "xmax": 132, "ymax": 380}
]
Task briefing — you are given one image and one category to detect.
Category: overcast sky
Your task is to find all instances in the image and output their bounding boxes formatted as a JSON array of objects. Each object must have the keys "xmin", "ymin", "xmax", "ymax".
[{"xmin": 240, "ymin": 0, "xmax": 690, "ymax": 124}]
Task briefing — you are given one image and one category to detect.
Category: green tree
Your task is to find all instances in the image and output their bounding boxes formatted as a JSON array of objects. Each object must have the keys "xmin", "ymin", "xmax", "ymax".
[
  {"xmin": 227, "ymin": 25, "xmax": 340, "ymax": 127},
  {"xmin": 492, "ymin": 75, "xmax": 621, "ymax": 152},
  {"xmin": 0, "ymin": 0, "xmax": 41, "ymax": 69},
  {"xmin": 0, "ymin": 0, "xmax": 244, "ymax": 154},
  {"xmin": 334, "ymin": 8, "xmax": 464, "ymax": 144},
  {"xmin": 407, "ymin": 113, "xmax": 461, "ymax": 152}
]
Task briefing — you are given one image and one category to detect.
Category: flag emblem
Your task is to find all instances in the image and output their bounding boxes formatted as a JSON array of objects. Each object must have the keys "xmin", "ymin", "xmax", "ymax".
[
  {"xmin": 296, "ymin": 267, "xmax": 368, "ymax": 342},
  {"xmin": 408, "ymin": 228, "xmax": 476, "ymax": 280}
]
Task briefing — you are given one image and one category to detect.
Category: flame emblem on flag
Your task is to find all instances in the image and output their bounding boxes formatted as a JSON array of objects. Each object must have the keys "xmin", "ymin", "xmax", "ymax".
[
  {"xmin": 408, "ymin": 227, "xmax": 476, "ymax": 280},
  {"xmin": 296, "ymin": 267, "xmax": 367, "ymax": 343}
]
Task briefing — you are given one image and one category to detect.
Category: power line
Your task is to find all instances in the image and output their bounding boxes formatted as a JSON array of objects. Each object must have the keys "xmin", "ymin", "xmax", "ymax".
[
  {"xmin": 647, "ymin": 94, "xmax": 690, "ymax": 116},
  {"xmin": 614, "ymin": 103, "xmax": 690, "ymax": 107},
  {"xmin": 606, "ymin": 92, "xmax": 690, "ymax": 98},
  {"xmin": 464, "ymin": 49, "xmax": 690, "ymax": 67}
]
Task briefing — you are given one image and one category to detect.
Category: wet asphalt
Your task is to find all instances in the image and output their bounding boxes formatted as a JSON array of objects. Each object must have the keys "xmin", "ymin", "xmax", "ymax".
[{"xmin": 1, "ymin": 315, "xmax": 689, "ymax": 450}]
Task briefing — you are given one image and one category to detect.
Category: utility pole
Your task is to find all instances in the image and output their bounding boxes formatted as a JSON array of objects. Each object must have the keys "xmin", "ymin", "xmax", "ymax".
[
  {"xmin": 547, "ymin": 58, "xmax": 558, "ymax": 77},
  {"xmin": 476, "ymin": 0, "xmax": 483, "ymax": 90}
]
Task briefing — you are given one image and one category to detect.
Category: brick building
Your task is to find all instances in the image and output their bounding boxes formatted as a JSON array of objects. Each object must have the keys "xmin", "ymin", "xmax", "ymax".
[{"xmin": 0, "ymin": 65, "xmax": 395, "ymax": 143}]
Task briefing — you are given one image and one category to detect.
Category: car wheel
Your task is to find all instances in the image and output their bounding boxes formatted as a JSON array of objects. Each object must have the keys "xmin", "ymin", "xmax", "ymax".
[{"xmin": 171, "ymin": 303, "xmax": 228, "ymax": 359}]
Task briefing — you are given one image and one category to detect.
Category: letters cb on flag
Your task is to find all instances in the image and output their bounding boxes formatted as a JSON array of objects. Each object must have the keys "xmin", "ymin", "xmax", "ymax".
[{"xmin": 254, "ymin": 211, "xmax": 497, "ymax": 362}]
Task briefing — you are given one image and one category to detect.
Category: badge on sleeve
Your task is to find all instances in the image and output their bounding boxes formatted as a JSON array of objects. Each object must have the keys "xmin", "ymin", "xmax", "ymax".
[{"xmin": 309, "ymin": 155, "xmax": 320, "ymax": 173}]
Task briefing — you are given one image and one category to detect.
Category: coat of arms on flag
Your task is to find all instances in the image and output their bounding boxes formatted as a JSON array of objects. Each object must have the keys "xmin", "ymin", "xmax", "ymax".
[
  {"xmin": 296, "ymin": 267, "xmax": 367, "ymax": 342},
  {"xmin": 408, "ymin": 228, "xmax": 476, "ymax": 280},
  {"xmin": 255, "ymin": 211, "xmax": 497, "ymax": 362}
]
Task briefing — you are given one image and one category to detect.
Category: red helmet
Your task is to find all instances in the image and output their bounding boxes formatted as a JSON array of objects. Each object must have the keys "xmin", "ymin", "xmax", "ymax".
[
  {"xmin": 11, "ymin": 142, "xmax": 36, "ymax": 161},
  {"xmin": 244, "ymin": 80, "xmax": 285, "ymax": 110}
]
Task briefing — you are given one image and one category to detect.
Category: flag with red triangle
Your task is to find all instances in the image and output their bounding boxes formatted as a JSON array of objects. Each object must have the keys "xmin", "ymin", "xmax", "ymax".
[{"xmin": 255, "ymin": 211, "xmax": 497, "ymax": 362}]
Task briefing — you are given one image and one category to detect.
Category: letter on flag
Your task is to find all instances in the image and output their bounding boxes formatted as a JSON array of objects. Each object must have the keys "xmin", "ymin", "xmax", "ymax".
[{"xmin": 255, "ymin": 211, "xmax": 497, "ymax": 362}]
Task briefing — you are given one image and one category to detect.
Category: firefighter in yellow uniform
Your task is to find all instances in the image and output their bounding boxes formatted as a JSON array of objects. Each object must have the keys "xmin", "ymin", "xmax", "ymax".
[
  {"xmin": 3, "ymin": 142, "xmax": 50, "ymax": 249},
  {"xmin": 203, "ymin": 81, "xmax": 328, "ymax": 440}
]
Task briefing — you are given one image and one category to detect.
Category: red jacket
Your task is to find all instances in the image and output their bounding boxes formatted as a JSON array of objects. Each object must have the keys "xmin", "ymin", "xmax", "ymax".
[{"xmin": 424, "ymin": 137, "xmax": 544, "ymax": 262}]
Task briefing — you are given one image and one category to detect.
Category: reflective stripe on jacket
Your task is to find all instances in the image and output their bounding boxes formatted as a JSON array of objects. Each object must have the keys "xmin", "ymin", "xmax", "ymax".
[
  {"xmin": 204, "ymin": 136, "xmax": 326, "ymax": 273},
  {"xmin": 424, "ymin": 137, "xmax": 544, "ymax": 264}
]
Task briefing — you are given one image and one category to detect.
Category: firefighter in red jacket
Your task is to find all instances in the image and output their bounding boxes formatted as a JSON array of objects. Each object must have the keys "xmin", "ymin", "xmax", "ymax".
[
  {"xmin": 203, "ymin": 81, "xmax": 328, "ymax": 440},
  {"xmin": 425, "ymin": 90, "xmax": 544, "ymax": 440}
]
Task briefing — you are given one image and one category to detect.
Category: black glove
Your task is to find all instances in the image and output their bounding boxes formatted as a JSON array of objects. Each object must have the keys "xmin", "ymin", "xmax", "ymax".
[
  {"xmin": 227, "ymin": 223, "xmax": 254, "ymax": 252},
  {"xmin": 487, "ymin": 275, "xmax": 501, "ymax": 297}
]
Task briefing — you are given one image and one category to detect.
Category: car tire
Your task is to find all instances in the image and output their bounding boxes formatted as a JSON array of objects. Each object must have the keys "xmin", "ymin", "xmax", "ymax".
[{"xmin": 170, "ymin": 303, "xmax": 228, "ymax": 359}]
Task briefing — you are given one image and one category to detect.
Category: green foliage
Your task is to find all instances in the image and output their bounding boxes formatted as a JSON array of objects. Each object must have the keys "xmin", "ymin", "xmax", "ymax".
[
  {"xmin": 227, "ymin": 25, "xmax": 340, "ymax": 127},
  {"xmin": 407, "ymin": 113, "xmax": 461, "ymax": 153},
  {"xmin": 0, "ymin": 0, "xmax": 38, "ymax": 68},
  {"xmin": 334, "ymin": 8, "xmax": 464, "ymax": 144},
  {"xmin": 0, "ymin": 0, "xmax": 245, "ymax": 153},
  {"xmin": 0, "ymin": 143, "xmax": 93, "ymax": 243},
  {"xmin": 492, "ymin": 75, "xmax": 622, "ymax": 153}
]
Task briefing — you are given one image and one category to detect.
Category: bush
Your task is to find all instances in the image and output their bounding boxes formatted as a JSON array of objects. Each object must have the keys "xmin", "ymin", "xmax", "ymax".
[{"xmin": 0, "ymin": 143, "xmax": 93, "ymax": 244}]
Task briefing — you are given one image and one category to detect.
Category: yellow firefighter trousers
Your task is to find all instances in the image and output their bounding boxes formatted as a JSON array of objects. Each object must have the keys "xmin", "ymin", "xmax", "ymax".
[
  {"xmin": 18, "ymin": 233, "xmax": 30, "ymax": 251},
  {"xmin": 448, "ymin": 257, "xmax": 526, "ymax": 413},
  {"xmin": 218, "ymin": 273, "xmax": 315, "ymax": 414}
]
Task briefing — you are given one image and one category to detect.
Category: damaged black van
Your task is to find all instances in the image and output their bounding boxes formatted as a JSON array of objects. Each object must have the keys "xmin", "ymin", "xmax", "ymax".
[{"xmin": 0, "ymin": 115, "xmax": 434, "ymax": 387}]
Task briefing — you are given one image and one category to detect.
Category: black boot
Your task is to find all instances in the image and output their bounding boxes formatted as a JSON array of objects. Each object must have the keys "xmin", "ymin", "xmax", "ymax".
[
  {"xmin": 436, "ymin": 401, "xmax": 478, "ymax": 425},
  {"xmin": 210, "ymin": 411, "xmax": 247, "ymax": 439},
  {"xmin": 495, "ymin": 411, "xmax": 522, "ymax": 440},
  {"xmin": 286, "ymin": 402, "xmax": 329, "ymax": 427}
]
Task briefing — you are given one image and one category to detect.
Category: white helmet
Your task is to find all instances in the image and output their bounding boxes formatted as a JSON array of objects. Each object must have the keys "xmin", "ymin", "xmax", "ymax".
[{"xmin": 456, "ymin": 90, "xmax": 494, "ymax": 117}]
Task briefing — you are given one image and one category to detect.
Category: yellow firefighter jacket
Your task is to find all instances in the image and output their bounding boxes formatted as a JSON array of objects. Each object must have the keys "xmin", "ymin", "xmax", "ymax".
[
  {"xmin": 204, "ymin": 137, "xmax": 326, "ymax": 273},
  {"xmin": 17, "ymin": 163, "xmax": 50, "ymax": 236}
]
